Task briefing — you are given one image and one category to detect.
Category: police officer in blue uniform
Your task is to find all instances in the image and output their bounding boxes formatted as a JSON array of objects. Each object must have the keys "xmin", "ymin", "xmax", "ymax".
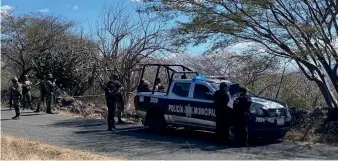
[
  {"xmin": 233, "ymin": 86, "xmax": 252, "ymax": 147},
  {"xmin": 213, "ymin": 82, "xmax": 231, "ymax": 145},
  {"xmin": 105, "ymin": 74, "xmax": 123, "ymax": 131}
]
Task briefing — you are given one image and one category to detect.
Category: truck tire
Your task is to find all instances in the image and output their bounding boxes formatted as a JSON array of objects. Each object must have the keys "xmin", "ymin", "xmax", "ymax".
[
  {"xmin": 145, "ymin": 109, "xmax": 166, "ymax": 134},
  {"xmin": 227, "ymin": 125, "xmax": 236, "ymax": 142}
]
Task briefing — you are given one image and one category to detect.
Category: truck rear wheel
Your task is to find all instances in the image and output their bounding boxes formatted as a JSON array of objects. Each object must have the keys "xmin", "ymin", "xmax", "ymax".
[{"xmin": 145, "ymin": 110, "xmax": 166, "ymax": 133}]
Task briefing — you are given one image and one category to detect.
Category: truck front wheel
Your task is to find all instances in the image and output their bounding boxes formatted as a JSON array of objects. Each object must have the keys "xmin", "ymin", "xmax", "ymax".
[
  {"xmin": 145, "ymin": 110, "xmax": 166, "ymax": 133},
  {"xmin": 228, "ymin": 126, "xmax": 236, "ymax": 142}
]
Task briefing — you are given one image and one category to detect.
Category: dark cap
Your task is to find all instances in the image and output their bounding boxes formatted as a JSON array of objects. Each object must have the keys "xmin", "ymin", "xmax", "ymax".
[
  {"xmin": 219, "ymin": 82, "xmax": 229, "ymax": 90},
  {"xmin": 110, "ymin": 74, "xmax": 118, "ymax": 80},
  {"xmin": 12, "ymin": 77, "xmax": 18, "ymax": 82}
]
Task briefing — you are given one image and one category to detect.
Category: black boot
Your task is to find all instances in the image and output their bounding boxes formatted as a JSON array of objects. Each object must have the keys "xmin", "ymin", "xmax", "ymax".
[
  {"xmin": 13, "ymin": 107, "xmax": 20, "ymax": 119},
  {"xmin": 34, "ymin": 106, "xmax": 40, "ymax": 113},
  {"xmin": 46, "ymin": 111, "xmax": 54, "ymax": 114},
  {"xmin": 12, "ymin": 113, "xmax": 20, "ymax": 120}
]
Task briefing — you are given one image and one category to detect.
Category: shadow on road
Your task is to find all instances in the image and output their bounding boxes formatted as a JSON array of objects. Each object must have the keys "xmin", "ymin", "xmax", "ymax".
[
  {"xmin": 1, "ymin": 118, "xmax": 13, "ymax": 121},
  {"xmin": 1, "ymin": 109, "xmax": 13, "ymax": 112},
  {"xmin": 20, "ymin": 113, "xmax": 46, "ymax": 117},
  {"xmin": 49, "ymin": 118, "xmax": 285, "ymax": 154}
]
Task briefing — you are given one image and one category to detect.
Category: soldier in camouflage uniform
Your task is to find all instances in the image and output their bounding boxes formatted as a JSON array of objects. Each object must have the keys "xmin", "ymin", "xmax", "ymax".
[
  {"xmin": 35, "ymin": 76, "xmax": 46, "ymax": 113},
  {"xmin": 45, "ymin": 74, "xmax": 55, "ymax": 114},
  {"xmin": 22, "ymin": 75, "xmax": 33, "ymax": 110},
  {"xmin": 9, "ymin": 77, "xmax": 22, "ymax": 120},
  {"xmin": 116, "ymin": 79, "xmax": 124, "ymax": 124}
]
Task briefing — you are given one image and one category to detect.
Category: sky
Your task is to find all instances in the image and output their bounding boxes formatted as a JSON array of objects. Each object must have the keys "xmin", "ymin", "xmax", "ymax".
[
  {"xmin": 0, "ymin": 0, "xmax": 250, "ymax": 56},
  {"xmin": 0, "ymin": 0, "xmax": 218, "ymax": 55}
]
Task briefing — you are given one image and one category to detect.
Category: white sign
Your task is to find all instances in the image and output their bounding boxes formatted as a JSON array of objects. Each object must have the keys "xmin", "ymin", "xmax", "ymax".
[
  {"xmin": 276, "ymin": 117, "xmax": 285, "ymax": 125},
  {"xmin": 139, "ymin": 96, "xmax": 144, "ymax": 102},
  {"xmin": 227, "ymin": 98, "xmax": 234, "ymax": 109},
  {"xmin": 150, "ymin": 97, "xmax": 158, "ymax": 104}
]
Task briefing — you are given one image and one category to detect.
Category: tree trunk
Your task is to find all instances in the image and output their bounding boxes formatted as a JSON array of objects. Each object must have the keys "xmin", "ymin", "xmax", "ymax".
[
  {"xmin": 314, "ymin": 79, "xmax": 338, "ymax": 107},
  {"xmin": 319, "ymin": 59, "xmax": 338, "ymax": 98},
  {"xmin": 297, "ymin": 60, "xmax": 338, "ymax": 108}
]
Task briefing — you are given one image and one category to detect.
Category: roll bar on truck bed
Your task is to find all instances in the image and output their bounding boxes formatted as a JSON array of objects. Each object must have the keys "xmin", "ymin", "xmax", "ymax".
[{"xmin": 137, "ymin": 63, "xmax": 199, "ymax": 95}]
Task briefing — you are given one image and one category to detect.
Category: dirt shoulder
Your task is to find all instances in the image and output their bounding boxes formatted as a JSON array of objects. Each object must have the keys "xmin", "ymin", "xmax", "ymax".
[{"xmin": 0, "ymin": 133, "xmax": 124, "ymax": 160}]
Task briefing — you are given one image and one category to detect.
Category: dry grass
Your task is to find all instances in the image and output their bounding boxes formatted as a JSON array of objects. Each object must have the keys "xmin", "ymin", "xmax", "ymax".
[
  {"xmin": 285, "ymin": 129, "xmax": 338, "ymax": 146},
  {"xmin": 285, "ymin": 130, "xmax": 320, "ymax": 143},
  {"xmin": 1, "ymin": 133, "xmax": 124, "ymax": 160}
]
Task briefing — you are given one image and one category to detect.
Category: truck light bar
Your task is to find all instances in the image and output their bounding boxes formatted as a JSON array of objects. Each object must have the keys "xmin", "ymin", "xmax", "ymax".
[
  {"xmin": 192, "ymin": 75, "xmax": 206, "ymax": 82},
  {"xmin": 205, "ymin": 76, "xmax": 228, "ymax": 79}
]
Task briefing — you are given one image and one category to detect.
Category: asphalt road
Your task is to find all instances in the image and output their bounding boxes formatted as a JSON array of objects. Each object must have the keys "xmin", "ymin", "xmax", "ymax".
[{"xmin": 1, "ymin": 108, "xmax": 338, "ymax": 160}]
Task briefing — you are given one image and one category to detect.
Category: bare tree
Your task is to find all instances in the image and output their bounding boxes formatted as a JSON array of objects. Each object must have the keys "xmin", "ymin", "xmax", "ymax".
[
  {"xmin": 92, "ymin": 0, "xmax": 172, "ymax": 101},
  {"xmin": 145, "ymin": 0, "xmax": 338, "ymax": 107},
  {"xmin": 1, "ymin": 12, "xmax": 74, "ymax": 81}
]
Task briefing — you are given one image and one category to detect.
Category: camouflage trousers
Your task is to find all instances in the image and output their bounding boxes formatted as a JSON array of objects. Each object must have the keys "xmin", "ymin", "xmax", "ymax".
[
  {"xmin": 116, "ymin": 102, "xmax": 124, "ymax": 121},
  {"xmin": 12, "ymin": 98, "xmax": 21, "ymax": 116},
  {"xmin": 22, "ymin": 92, "xmax": 33, "ymax": 109},
  {"xmin": 36, "ymin": 93, "xmax": 53, "ymax": 112},
  {"xmin": 36, "ymin": 93, "xmax": 45, "ymax": 111},
  {"xmin": 46, "ymin": 94, "xmax": 53, "ymax": 112}
]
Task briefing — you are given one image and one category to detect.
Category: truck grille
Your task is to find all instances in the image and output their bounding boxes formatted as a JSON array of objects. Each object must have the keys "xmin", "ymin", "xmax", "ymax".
[{"xmin": 268, "ymin": 109, "xmax": 285, "ymax": 117}]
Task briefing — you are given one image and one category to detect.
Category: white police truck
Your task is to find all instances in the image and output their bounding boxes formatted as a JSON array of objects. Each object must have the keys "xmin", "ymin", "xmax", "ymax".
[{"xmin": 134, "ymin": 64, "xmax": 291, "ymax": 141}]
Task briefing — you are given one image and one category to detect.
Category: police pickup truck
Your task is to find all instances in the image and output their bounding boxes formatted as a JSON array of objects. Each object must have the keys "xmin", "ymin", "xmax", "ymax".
[{"xmin": 134, "ymin": 64, "xmax": 291, "ymax": 141}]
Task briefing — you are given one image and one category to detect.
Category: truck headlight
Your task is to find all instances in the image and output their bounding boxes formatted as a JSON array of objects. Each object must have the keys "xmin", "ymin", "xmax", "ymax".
[{"xmin": 250, "ymin": 103, "xmax": 265, "ymax": 116}]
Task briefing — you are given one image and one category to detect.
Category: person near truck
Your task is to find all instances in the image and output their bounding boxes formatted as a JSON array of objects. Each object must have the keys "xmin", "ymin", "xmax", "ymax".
[
  {"xmin": 35, "ymin": 76, "xmax": 47, "ymax": 113},
  {"xmin": 233, "ymin": 86, "xmax": 252, "ymax": 147},
  {"xmin": 139, "ymin": 80, "xmax": 151, "ymax": 92},
  {"xmin": 181, "ymin": 74, "xmax": 187, "ymax": 79},
  {"xmin": 116, "ymin": 81, "xmax": 124, "ymax": 124},
  {"xmin": 105, "ymin": 74, "xmax": 123, "ymax": 131},
  {"xmin": 213, "ymin": 82, "xmax": 231, "ymax": 145},
  {"xmin": 9, "ymin": 77, "xmax": 22, "ymax": 120},
  {"xmin": 44, "ymin": 74, "xmax": 56, "ymax": 114},
  {"xmin": 154, "ymin": 78, "xmax": 165, "ymax": 92},
  {"xmin": 22, "ymin": 75, "xmax": 33, "ymax": 110}
]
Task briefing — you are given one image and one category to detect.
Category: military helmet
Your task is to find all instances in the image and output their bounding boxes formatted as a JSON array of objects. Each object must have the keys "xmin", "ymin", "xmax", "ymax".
[
  {"xmin": 11, "ymin": 77, "xmax": 18, "ymax": 82},
  {"xmin": 239, "ymin": 86, "xmax": 248, "ymax": 93},
  {"xmin": 143, "ymin": 80, "xmax": 150, "ymax": 88},
  {"xmin": 110, "ymin": 74, "xmax": 118, "ymax": 80},
  {"xmin": 47, "ymin": 73, "xmax": 53, "ymax": 79}
]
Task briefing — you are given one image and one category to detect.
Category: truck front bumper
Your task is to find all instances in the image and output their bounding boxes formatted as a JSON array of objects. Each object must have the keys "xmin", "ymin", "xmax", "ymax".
[{"xmin": 248, "ymin": 117, "xmax": 291, "ymax": 140}]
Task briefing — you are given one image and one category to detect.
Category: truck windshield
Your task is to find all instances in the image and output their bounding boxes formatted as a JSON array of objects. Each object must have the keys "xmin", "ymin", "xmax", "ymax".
[{"xmin": 211, "ymin": 82, "xmax": 256, "ymax": 97}]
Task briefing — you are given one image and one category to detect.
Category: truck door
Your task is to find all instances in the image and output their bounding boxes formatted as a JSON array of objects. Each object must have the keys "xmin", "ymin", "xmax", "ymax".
[
  {"xmin": 189, "ymin": 83, "xmax": 216, "ymax": 129},
  {"xmin": 167, "ymin": 82, "xmax": 193, "ymax": 125}
]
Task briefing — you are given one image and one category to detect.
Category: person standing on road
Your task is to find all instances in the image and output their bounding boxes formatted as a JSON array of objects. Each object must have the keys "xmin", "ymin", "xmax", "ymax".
[
  {"xmin": 213, "ymin": 82, "xmax": 231, "ymax": 145},
  {"xmin": 45, "ymin": 74, "xmax": 56, "ymax": 114},
  {"xmin": 116, "ymin": 79, "xmax": 124, "ymax": 124},
  {"xmin": 9, "ymin": 77, "xmax": 22, "ymax": 120},
  {"xmin": 233, "ymin": 86, "xmax": 252, "ymax": 147},
  {"xmin": 105, "ymin": 74, "xmax": 123, "ymax": 131},
  {"xmin": 22, "ymin": 75, "xmax": 33, "ymax": 110},
  {"xmin": 35, "ymin": 76, "xmax": 46, "ymax": 113}
]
